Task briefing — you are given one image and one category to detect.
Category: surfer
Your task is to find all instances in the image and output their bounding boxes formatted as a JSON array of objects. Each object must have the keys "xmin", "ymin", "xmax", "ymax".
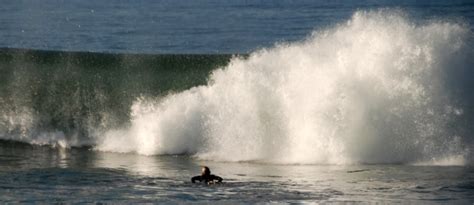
[{"xmin": 191, "ymin": 166, "xmax": 223, "ymax": 184}]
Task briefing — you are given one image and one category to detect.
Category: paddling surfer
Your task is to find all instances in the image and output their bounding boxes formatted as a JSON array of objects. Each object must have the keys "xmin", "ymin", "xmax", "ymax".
[{"xmin": 191, "ymin": 166, "xmax": 223, "ymax": 184}]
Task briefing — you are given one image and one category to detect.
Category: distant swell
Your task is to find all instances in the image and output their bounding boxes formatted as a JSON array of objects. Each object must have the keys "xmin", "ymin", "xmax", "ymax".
[{"xmin": 2, "ymin": 10, "xmax": 474, "ymax": 165}]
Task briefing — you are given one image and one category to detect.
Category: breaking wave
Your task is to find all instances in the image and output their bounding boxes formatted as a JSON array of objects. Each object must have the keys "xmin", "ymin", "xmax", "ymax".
[{"xmin": 2, "ymin": 10, "xmax": 474, "ymax": 165}]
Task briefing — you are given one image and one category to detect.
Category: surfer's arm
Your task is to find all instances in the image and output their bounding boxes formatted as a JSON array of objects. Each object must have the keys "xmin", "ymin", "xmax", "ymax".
[
  {"xmin": 212, "ymin": 175, "xmax": 223, "ymax": 182},
  {"xmin": 191, "ymin": 176, "xmax": 201, "ymax": 183}
]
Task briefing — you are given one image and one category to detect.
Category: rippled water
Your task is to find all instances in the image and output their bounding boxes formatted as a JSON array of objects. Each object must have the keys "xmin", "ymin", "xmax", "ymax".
[{"xmin": 0, "ymin": 142, "xmax": 472, "ymax": 203}]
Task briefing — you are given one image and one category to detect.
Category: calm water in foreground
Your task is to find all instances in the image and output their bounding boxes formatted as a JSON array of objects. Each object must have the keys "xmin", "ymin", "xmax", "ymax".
[{"xmin": 0, "ymin": 143, "xmax": 473, "ymax": 203}]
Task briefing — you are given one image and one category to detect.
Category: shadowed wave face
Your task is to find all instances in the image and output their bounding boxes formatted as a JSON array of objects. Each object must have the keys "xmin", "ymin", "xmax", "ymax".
[
  {"xmin": 0, "ymin": 51, "xmax": 233, "ymax": 146},
  {"xmin": 1, "ymin": 10, "xmax": 474, "ymax": 165}
]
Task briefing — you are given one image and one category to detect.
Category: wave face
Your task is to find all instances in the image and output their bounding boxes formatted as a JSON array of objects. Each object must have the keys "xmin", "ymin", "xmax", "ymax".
[
  {"xmin": 0, "ymin": 49, "xmax": 232, "ymax": 146},
  {"xmin": 3, "ymin": 10, "xmax": 474, "ymax": 165}
]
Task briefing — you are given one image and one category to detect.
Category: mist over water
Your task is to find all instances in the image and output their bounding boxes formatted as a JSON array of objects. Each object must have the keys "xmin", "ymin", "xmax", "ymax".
[
  {"xmin": 1, "ymin": 10, "xmax": 473, "ymax": 165},
  {"xmin": 98, "ymin": 10, "xmax": 473, "ymax": 165}
]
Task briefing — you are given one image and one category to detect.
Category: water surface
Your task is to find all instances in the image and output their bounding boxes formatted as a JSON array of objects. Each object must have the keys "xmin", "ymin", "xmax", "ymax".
[{"xmin": 1, "ymin": 142, "xmax": 473, "ymax": 203}]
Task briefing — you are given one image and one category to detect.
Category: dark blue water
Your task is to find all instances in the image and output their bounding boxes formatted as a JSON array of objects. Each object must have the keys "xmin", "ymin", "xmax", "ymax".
[
  {"xmin": 1, "ymin": 0, "xmax": 474, "ymax": 203},
  {"xmin": 1, "ymin": 0, "xmax": 473, "ymax": 54}
]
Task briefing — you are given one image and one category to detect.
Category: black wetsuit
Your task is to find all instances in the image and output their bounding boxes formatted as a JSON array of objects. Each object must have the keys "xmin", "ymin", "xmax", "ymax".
[{"xmin": 191, "ymin": 174, "xmax": 223, "ymax": 184}]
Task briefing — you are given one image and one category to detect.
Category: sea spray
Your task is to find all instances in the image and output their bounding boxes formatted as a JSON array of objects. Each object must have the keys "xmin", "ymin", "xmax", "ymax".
[
  {"xmin": 97, "ymin": 10, "xmax": 472, "ymax": 164},
  {"xmin": 0, "ymin": 10, "xmax": 471, "ymax": 165}
]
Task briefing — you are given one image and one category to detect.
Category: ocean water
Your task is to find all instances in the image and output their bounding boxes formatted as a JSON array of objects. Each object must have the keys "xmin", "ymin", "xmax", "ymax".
[
  {"xmin": 1, "ymin": 0, "xmax": 474, "ymax": 203},
  {"xmin": 1, "ymin": 142, "xmax": 473, "ymax": 203},
  {"xmin": 1, "ymin": 0, "xmax": 474, "ymax": 54}
]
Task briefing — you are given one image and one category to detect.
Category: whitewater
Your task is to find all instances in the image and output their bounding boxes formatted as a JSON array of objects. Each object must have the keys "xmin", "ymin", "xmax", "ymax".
[{"xmin": 87, "ymin": 10, "xmax": 471, "ymax": 165}]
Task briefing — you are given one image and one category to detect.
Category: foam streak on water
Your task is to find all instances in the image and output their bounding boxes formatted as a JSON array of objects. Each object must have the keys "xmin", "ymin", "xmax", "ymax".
[{"xmin": 96, "ymin": 10, "xmax": 472, "ymax": 165}]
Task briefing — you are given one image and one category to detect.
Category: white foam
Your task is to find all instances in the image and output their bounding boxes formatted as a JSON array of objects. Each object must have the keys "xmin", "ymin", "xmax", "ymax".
[
  {"xmin": 0, "ymin": 107, "xmax": 70, "ymax": 148},
  {"xmin": 413, "ymin": 155, "xmax": 467, "ymax": 166},
  {"xmin": 78, "ymin": 10, "xmax": 473, "ymax": 164}
]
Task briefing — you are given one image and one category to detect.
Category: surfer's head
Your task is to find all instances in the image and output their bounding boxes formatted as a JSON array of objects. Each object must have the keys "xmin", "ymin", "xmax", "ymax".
[{"xmin": 201, "ymin": 166, "xmax": 211, "ymax": 176}]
